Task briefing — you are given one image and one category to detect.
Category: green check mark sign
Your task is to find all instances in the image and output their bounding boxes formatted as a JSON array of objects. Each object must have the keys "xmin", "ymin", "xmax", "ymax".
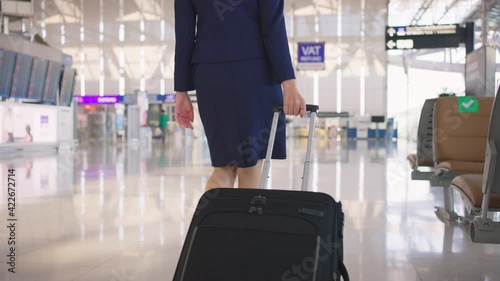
[{"xmin": 458, "ymin": 97, "xmax": 479, "ymax": 113}]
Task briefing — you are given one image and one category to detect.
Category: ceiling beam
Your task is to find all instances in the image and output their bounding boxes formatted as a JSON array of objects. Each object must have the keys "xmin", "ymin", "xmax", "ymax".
[
  {"xmin": 410, "ymin": 0, "xmax": 435, "ymax": 26},
  {"xmin": 435, "ymin": 0, "xmax": 463, "ymax": 23},
  {"xmin": 462, "ymin": 0, "xmax": 500, "ymax": 23}
]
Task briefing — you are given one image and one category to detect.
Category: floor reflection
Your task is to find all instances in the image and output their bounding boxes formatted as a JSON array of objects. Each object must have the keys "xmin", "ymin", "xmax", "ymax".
[{"xmin": 0, "ymin": 133, "xmax": 498, "ymax": 281}]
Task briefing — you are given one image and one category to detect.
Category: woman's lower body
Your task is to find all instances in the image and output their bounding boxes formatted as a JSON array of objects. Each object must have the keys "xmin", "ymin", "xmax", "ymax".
[{"xmin": 193, "ymin": 58, "xmax": 286, "ymax": 189}]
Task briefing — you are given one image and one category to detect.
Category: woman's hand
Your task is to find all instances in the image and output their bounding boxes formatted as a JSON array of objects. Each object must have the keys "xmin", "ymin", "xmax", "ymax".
[
  {"xmin": 282, "ymin": 79, "xmax": 306, "ymax": 117},
  {"xmin": 175, "ymin": 92, "xmax": 194, "ymax": 129}
]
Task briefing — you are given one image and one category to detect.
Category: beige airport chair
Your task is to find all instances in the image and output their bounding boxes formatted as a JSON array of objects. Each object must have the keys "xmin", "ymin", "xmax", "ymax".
[
  {"xmin": 430, "ymin": 96, "xmax": 494, "ymax": 186},
  {"xmin": 407, "ymin": 98, "xmax": 436, "ymax": 180},
  {"xmin": 433, "ymin": 96, "xmax": 494, "ymax": 221},
  {"xmin": 447, "ymin": 89, "xmax": 500, "ymax": 243}
]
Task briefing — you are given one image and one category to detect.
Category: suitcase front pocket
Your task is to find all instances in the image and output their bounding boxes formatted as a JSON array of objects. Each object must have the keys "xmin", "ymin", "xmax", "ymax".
[{"xmin": 180, "ymin": 212, "xmax": 322, "ymax": 281}]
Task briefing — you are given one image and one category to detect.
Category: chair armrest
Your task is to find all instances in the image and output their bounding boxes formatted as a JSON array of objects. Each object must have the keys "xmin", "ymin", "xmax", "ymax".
[{"xmin": 483, "ymin": 139, "xmax": 498, "ymax": 195}]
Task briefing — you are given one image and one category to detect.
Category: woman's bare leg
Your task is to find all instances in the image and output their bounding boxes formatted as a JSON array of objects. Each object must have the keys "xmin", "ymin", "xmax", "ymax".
[
  {"xmin": 205, "ymin": 166, "xmax": 237, "ymax": 192},
  {"xmin": 237, "ymin": 160, "xmax": 263, "ymax": 189}
]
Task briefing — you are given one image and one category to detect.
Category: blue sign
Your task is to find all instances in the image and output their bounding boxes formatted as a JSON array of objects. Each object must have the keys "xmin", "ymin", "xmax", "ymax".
[
  {"xmin": 147, "ymin": 94, "xmax": 164, "ymax": 104},
  {"xmin": 298, "ymin": 42, "xmax": 325, "ymax": 70},
  {"xmin": 119, "ymin": 94, "xmax": 137, "ymax": 105},
  {"xmin": 164, "ymin": 94, "xmax": 176, "ymax": 103}
]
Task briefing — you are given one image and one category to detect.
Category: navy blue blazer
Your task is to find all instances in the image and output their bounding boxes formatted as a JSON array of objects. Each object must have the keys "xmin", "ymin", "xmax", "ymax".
[{"xmin": 174, "ymin": 0, "xmax": 295, "ymax": 92}]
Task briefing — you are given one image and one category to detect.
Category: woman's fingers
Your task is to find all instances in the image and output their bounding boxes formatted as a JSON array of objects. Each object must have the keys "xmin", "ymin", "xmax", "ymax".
[
  {"xmin": 293, "ymin": 99, "xmax": 302, "ymax": 116},
  {"xmin": 283, "ymin": 81, "xmax": 306, "ymax": 117},
  {"xmin": 189, "ymin": 109, "xmax": 194, "ymax": 122},
  {"xmin": 299, "ymin": 98, "xmax": 306, "ymax": 117},
  {"xmin": 177, "ymin": 113, "xmax": 193, "ymax": 129},
  {"xmin": 291, "ymin": 97, "xmax": 305, "ymax": 116},
  {"xmin": 179, "ymin": 114, "xmax": 188, "ymax": 126},
  {"xmin": 299, "ymin": 107, "xmax": 306, "ymax": 118},
  {"xmin": 175, "ymin": 92, "xmax": 194, "ymax": 129},
  {"xmin": 175, "ymin": 113, "xmax": 183, "ymax": 127},
  {"xmin": 283, "ymin": 93, "xmax": 290, "ymax": 115},
  {"xmin": 181, "ymin": 117, "xmax": 190, "ymax": 129},
  {"xmin": 298, "ymin": 98, "xmax": 306, "ymax": 117},
  {"xmin": 292, "ymin": 101, "xmax": 298, "ymax": 116}
]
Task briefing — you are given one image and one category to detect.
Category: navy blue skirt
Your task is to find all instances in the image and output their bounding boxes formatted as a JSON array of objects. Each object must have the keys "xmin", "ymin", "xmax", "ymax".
[{"xmin": 193, "ymin": 58, "xmax": 287, "ymax": 168}]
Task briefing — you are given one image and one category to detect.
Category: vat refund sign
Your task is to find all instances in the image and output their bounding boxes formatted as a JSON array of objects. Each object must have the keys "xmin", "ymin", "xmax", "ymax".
[{"xmin": 298, "ymin": 42, "xmax": 325, "ymax": 70}]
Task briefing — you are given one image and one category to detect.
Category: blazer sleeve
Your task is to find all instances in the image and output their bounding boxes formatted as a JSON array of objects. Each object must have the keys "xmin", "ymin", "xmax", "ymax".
[
  {"xmin": 258, "ymin": 0, "xmax": 295, "ymax": 83},
  {"xmin": 174, "ymin": 0, "xmax": 196, "ymax": 92}
]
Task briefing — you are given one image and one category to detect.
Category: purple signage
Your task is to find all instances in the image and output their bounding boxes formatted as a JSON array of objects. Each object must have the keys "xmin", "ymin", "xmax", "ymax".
[
  {"xmin": 41, "ymin": 115, "xmax": 49, "ymax": 131},
  {"xmin": 76, "ymin": 95, "xmax": 120, "ymax": 105},
  {"xmin": 79, "ymin": 168, "xmax": 116, "ymax": 179}
]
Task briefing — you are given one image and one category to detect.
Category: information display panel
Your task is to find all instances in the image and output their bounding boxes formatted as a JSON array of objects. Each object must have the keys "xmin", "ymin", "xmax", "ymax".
[
  {"xmin": 42, "ymin": 61, "xmax": 63, "ymax": 104},
  {"xmin": 0, "ymin": 49, "xmax": 16, "ymax": 98},
  {"xmin": 59, "ymin": 67, "xmax": 76, "ymax": 106},
  {"xmin": 26, "ymin": 58, "xmax": 48, "ymax": 102},
  {"xmin": 385, "ymin": 24, "xmax": 461, "ymax": 50},
  {"xmin": 10, "ymin": 54, "xmax": 33, "ymax": 99}
]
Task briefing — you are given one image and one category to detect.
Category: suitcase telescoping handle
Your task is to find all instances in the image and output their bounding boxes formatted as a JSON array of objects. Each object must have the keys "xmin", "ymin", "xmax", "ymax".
[{"xmin": 259, "ymin": 104, "xmax": 319, "ymax": 191}]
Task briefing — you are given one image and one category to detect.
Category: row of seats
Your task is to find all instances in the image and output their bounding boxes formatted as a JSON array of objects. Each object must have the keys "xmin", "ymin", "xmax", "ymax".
[
  {"xmin": 407, "ymin": 88, "xmax": 500, "ymax": 244},
  {"xmin": 408, "ymin": 96, "xmax": 493, "ymax": 184},
  {"xmin": 407, "ymin": 98, "xmax": 436, "ymax": 180}
]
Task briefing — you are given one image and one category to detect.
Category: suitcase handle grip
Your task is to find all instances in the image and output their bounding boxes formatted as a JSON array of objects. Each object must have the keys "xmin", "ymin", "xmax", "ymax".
[
  {"xmin": 273, "ymin": 104, "xmax": 319, "ymax": 113},
  {"xmin": 260, "ymin": 104, "xmax": 318, "ymax": 190}
]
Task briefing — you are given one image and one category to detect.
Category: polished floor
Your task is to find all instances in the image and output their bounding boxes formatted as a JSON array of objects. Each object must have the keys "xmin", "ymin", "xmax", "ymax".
[{"xmin": 0, "ymin": 132, "xmax": 500, "ymax": 281}]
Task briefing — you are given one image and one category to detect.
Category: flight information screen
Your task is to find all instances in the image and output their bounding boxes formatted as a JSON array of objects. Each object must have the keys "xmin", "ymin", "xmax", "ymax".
[
  {"xmin": 59, "ymin": 67, "xmax": 76, "ymax": 106},
  {"xmin": 42, "ymin": 61, "xmax": 63, "ymax": 104},
  {"xmin": 26, "ymin": 58, "xmax": 48, "ymax": 101},
  {"xmin": 0, "ymin": 49, "xmax": 16, "ymax": 98},
  {"xmin": 10, "ymin": 53, "xmax": 33, "ymax": 99}
]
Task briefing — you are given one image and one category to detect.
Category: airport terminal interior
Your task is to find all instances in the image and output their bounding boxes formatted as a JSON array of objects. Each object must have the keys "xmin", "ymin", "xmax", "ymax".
[{"xmin": 1, "ymin": 0, "xmax": 500, "ymax": 280}]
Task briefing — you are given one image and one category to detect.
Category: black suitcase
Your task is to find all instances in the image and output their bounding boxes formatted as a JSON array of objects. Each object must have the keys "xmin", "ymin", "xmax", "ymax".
[{"xmin": 173, "ymin": 105, "xmax": 349, "ymax": 281}]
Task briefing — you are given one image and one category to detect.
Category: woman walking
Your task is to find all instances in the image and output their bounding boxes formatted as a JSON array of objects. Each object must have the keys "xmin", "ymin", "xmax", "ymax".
[{"xmin": 174, "ymin": 0, "xmax": 306, "ymax": 190}]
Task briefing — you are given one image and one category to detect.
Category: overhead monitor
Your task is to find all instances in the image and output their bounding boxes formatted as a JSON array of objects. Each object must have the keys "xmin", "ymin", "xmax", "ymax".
[
  {"xmin": 10, "ymin": 53, "xmax": 33, "ymax": 99},
  {"xmin": 59, "ymin": 67, "xmax": 76, "ymax": 106},
  {"xmin": 371, "ymin": 116, "xmax": 386, "ymax": 123},
  {"xmin": 0, "ymin": 0, "xmax": 33, "ymax": 17},
  {"xmin": 42, "ymin": 61, "xmax": 63, "ymax": 104},
  {"xmin": 26, "ymin": 58, "xmax": 48, "ymax": 102},
  {"xmin": 0, "ymin": 49, "xmax": 16, "ymax": 98}
]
